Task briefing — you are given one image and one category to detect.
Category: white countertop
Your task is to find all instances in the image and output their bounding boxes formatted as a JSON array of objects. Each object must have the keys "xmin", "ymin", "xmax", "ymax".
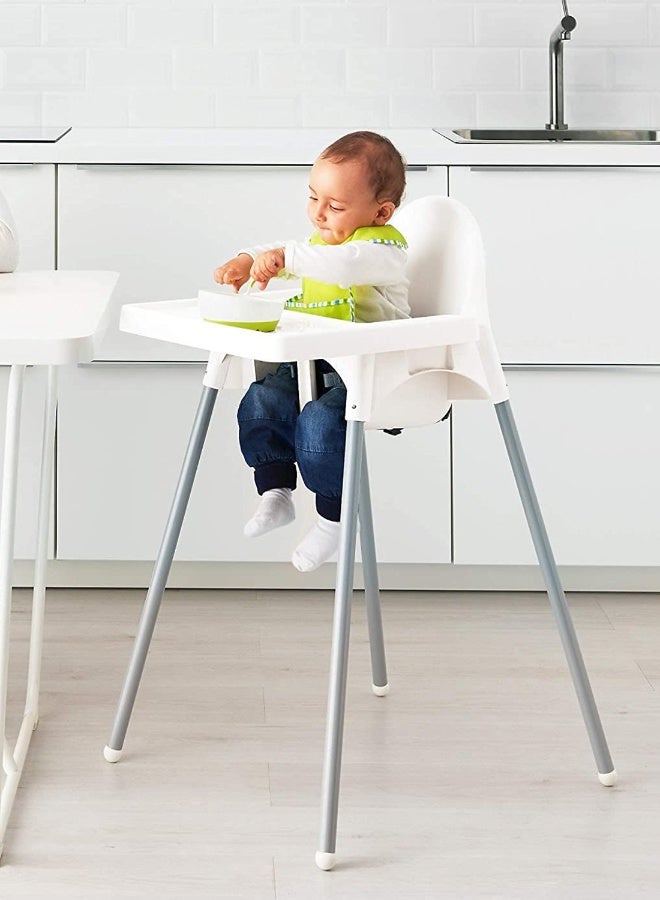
[{"xmin": 1, "ymin": 127, "xmax": 660, "ymax": 167}]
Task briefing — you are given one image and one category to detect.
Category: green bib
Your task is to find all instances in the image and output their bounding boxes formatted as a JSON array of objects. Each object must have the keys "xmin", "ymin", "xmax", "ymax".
[{"xmin": 284, "ymin": 224, "xmax": 407, "ymax": 322}]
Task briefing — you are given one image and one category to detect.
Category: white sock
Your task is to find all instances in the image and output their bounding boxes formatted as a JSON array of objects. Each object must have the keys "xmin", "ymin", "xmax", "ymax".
[
  {"xmin": 244, "ymin": 488, "xmax": 295, "ymax": 538},
  {"xmin": 292, "ymin": 517, "xmax": 341, "ymax": 573}
]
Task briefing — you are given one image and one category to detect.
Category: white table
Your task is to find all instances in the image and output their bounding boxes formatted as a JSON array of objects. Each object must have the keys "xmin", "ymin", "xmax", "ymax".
[{"xmin": 0, "ymin": 270, "xmax": 118, "ymax": 858}]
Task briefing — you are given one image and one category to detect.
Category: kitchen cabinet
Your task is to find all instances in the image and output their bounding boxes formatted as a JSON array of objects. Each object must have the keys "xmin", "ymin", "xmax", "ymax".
[
  {"xmin": 56, "ymin": 363, "xmax": 303, "ymax": 561},
  {"xmin": 449, "ymin": 166, "xmax": 660, "ymax": 364},
  {"xmin": 57, "ymin": 364, "xmax": 450, "ymax": 563},
  {"xmin": 0, "ymin": 163, "xmax": 55, "ymax": 270},
  {"xmin": 57, "ymin": 164, "xmax": 446, "ymax": 361},
  {"xmin": 453, "ymin": 367, "xmax": 660, "ymax": 566},
  {"xmin": 449, "ymin": 164, "xmax": 660, "ymax": 569},
  {"xmin": 6, "ymin": 131, "xmax": 660, "ymax": 582}
]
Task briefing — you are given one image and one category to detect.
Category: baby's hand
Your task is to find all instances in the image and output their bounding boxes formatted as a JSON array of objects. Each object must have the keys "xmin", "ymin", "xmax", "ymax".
[
  {"xmin": 213, "ymin": 254, "xmax": 253, "ymax": 292},
  {"xmin": 250, "ymin": 248, "xmax": 285, "ymax": 289}
]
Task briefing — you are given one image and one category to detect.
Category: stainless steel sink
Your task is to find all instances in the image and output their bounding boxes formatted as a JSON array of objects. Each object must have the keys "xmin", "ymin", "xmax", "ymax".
[{"xmin": 435, "ymin": 127, "xmax": 660, "ymax": 144}]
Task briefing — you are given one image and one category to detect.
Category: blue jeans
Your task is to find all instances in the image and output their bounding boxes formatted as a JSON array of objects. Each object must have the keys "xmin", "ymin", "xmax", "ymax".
[{"xmin": 237, "ymin": 361, "xmax": 347, "ymax": 522}]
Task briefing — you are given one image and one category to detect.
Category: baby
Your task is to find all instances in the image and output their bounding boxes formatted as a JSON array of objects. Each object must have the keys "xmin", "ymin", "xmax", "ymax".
[{"xmin": 214, "ymin": 131, "xmax": 409, "ymax": 571}]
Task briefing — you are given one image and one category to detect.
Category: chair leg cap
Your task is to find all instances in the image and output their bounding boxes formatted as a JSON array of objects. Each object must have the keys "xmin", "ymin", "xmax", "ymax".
[
  {"xmin": 103, "ymin": 745, "xmax": 122, "ymax": 763},
  {"xmin": 315, "ymin": 851, "xmax": 336, "ymax": 871},
  {"xmin": 598, "ymin": 769, "xmax": 617, "ymax": 787},
  {"xmin": 372, "ymin": 683, "xmax": 389, "ymax": 696}
]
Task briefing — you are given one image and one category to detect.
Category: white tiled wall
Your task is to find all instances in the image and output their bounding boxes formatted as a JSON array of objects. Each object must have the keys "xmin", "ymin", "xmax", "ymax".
[{"xmin": 1, "ymin": 1, "xmax": 658, "ymax": 129}]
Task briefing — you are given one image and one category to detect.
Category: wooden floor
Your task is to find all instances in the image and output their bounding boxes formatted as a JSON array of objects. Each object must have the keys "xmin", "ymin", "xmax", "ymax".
[{"xmin": 2, "ymin": 587, "xmax": 660, "ymax": 898}]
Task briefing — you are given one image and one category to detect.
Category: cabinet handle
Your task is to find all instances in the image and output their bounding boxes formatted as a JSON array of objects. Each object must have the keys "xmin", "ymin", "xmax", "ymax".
[
  {"xmin": 77, "ymin": 360, "xmax": 205, "ymax": 368},
  {"xmin": 74, "ymin": 163, "xmax": 432, "ymax": 173},
  {"xmin": 469, "ymin": 166, "xmax": 660, "ymax": 173},
  {"xmin": 0, "ymin": 163, "xmax": 36, "ymax": 169},
  {"xmin": 75, "ymin": 164, "xmax": 216, "ymax": 171},
  {"xmin": 504, "ymin": 364, "xmax": 660, "ymax": 372},
  {"xmin": 73, "ymin": 163, "xmax": 308, "ymax": 172}
]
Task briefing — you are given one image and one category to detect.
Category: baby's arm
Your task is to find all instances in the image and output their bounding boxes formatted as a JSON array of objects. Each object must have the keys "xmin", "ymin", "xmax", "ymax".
[
  {"xmin": 214, "ymin": 240, "xmax": 293, "ymax": 291},
  {"xmin": 284, "ymin": 240, "xmax": 406, "ymax": 288},
  {"xmin": 213, "ymin": 253, "xmax": 252, "ymax": 291},
  {"xmin": 0, "ymin": 191, "xmax": 18, "ymax": 272},
  {"xmin": 249, "ymin": 248, "xmax": 285, "ymax": 288}
]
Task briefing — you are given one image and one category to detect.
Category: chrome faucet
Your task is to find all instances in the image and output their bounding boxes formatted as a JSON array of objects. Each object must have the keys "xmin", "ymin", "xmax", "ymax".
[{"xmin": 547, "ymin": 0, "xmax": 577, "ymax": 130}]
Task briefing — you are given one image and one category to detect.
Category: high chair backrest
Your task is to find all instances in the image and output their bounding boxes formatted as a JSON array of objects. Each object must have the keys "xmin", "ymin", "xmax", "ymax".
[
  {"xmin": 325, "ymin": 195, "xmax": 495, "ymax": 429},
  {"xmin": 392, "ymin": 195, "xmax": 489, "ymax": 326}
]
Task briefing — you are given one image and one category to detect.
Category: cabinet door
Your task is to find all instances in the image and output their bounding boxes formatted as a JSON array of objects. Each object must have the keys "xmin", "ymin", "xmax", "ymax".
[
  {"xmin": 402, "ymin": 165, "xmax": 447, "ymax": 204},
  {"xmin": 0, "ymin": 163, "xmax": 55, "ymax": 270},
  {"xmin": 57, "ymin": 165, "xmax": 311, "ymax": 361},
  {"xmin": 453, "ymin": 368, "xmax": 660, "ymax": 566},
  {"xmin": 366, "ymin": 422, "xmax": 451, "ymax": 564},
  {"xmin": 57, "ymin": 363, "xmax": 451, "ymax": 564},
  {"xmin": 0, "ymin": 367, "xmax": 50, "ymax": 559},
  {"xmin": 57, "ymin": 164, "xmax": 446, "ymax": 362},
  {"xmin": 450, "ymin": 166, "xmax": 660, "ymax": 364},
  {"xmin": 56, "ymin": 363, "xmax": 314, "ymax": 561}
]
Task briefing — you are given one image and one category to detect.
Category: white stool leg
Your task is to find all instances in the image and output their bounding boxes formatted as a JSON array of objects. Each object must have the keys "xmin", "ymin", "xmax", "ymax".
[
  {"xmin": 316, "ymin": 419, "xmax": 364, "ymax": 871},
  {"xmin": 495, "ymin": 399, "xmax": 616, "ymax": 785},
  {"xmin": 0, "ymin": 365, "xmax": 26, "ymax": 857},
  {"xmin": 0, "ymin": 368, "xmax": 57, "ymax": 860},
  {"xmin": 104, "ymin": 384, "xmax": 218, "ymax": 763},
  {"xmin": 25, "ymin": 366, "xmax": 57, "ymax": 731},
  {"xmin": 358, "ymin": 443, "xmax": 388, "ymax": 696}
]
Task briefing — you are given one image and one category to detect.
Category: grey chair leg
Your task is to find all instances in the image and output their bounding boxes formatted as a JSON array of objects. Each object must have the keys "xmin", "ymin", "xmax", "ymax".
[
  {"xmin": 104, "ymin": 385, "xmax": 218, "ymax": 763},
  {"xmin": 358, "ymin": 442, "xmax": 388, "ymax": 696},
  {"xmin": 316, "ymin": 420, "xmax": 364, "ymax": 871},
  {"xmin": 495, "ymin": 399, "xmax": 616, "ymax": 785}
]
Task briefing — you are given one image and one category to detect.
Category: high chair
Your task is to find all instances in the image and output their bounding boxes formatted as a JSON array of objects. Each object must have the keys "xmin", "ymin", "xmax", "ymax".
[{"xmin": 103, "ymin": 196, "xmax": 616, "ymax": 870}]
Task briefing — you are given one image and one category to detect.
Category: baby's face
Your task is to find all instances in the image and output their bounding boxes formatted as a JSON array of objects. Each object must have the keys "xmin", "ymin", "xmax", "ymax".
[{"xmin": 307, "ymin": 156, "xmax": 392, "ymax": 244}]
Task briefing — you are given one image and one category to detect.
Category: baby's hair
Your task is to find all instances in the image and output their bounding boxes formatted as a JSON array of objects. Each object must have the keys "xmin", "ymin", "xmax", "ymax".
[{"xmin": 320, "ymin": 131, "xmax": 406, "ymax": 207}]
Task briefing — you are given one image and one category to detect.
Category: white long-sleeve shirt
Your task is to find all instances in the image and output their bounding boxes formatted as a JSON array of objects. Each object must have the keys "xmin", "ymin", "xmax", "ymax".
[
  {"xmin": 0, "ymin": 189, "xmax": 18, "ymax": 272},
  {"xmin": 240, "ymin": 233, "xmax": 410, "ymax": 323}
]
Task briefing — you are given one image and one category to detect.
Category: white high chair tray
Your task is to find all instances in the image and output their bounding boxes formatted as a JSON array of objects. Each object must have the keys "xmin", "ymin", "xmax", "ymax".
[
  {"xmin": 120, "ymin": 298, "xmax": 479, "ymax": 361},
  {"xmin": 0, "ymin": 270, "xmax": 118, "ymax": 364}
]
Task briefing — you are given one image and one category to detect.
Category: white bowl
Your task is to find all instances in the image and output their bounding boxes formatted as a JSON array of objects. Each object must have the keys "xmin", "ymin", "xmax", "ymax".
[{"xmin": 198, "ymin": 285, "xmax": 299, "ymax": 332}]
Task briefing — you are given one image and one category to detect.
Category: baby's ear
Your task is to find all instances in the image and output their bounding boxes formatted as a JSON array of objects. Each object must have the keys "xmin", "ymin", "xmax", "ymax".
[{"xmin": 375, "ymin": 201, "xmax": 395, "ymax": 224}]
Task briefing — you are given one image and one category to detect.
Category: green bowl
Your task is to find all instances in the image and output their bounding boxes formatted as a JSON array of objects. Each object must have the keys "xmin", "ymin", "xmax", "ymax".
[
  {"xmin": 198, "ymin": 286, "xmax": 300, "ymax": 331},
  {"xmin": 202, "ymin": 318, "xmax": 280, "ymax": 332}
]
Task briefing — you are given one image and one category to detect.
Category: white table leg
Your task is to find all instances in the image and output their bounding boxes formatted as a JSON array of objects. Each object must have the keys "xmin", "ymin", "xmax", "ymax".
[
  {"xmin": 0, "ymin": 365, "xmax": 57, "ymax": 858},
  {"xmin": 0, "ymin": 365, "xmax": 26, "ymax": 856}
]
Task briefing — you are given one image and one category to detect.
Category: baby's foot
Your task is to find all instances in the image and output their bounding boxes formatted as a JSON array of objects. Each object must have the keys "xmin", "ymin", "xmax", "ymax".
[
  {"xmin": 244, "ymin": 488, "xmax": 295, "ymax": 538},
  {"xmin": 292, "ymin": 517, "xmax": 341, "ymax": 572}
]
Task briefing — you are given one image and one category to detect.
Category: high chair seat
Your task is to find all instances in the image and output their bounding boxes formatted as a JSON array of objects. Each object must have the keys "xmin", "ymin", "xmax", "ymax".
[{"xmin": 103, "ymin": 196, "xmax": 616, "ymax": 871}]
